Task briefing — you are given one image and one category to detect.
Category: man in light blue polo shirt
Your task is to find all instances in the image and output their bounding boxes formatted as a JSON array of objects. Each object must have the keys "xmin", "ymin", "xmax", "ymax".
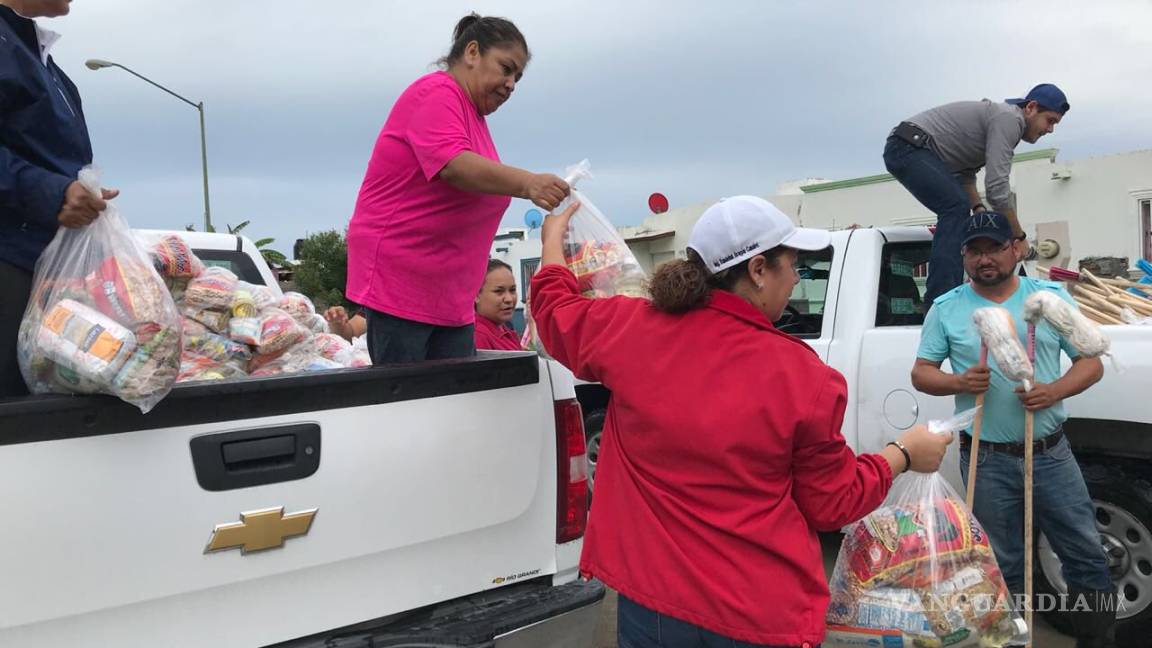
[{"xmin": 911, "ymin": 211, "xmax": 1115, "ymax": 647}]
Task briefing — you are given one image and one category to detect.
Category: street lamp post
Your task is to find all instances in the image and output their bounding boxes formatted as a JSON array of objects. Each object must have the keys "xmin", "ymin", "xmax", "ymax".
[{"xmin": 85, "ymin": 59, "xmax": 212, "ymax": 231}]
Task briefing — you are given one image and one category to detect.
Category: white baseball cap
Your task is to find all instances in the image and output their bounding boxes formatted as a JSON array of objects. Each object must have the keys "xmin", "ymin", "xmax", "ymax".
[{"xmin": 687, "ymin": 196, "xmax": 831, "ymax": 274}]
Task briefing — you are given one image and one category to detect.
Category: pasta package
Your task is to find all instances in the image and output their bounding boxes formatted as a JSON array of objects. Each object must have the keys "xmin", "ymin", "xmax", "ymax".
[
  {"xmin": 279, "ymin": 291, "xmax": 316, "ymax": 320},
  {"xmin": 182, "ymin": 304, "xmax": 231, "ymax": 335},
  {"xmin": 236, "ymin": 281, "xmax": 278, "ymax": 312},
  {"xmin": 256, "ymin": 308, "xmax": 310, "ymax": 356},
  {"xmin": 843, "ymin": 497, "xmax": 992, "ymax": 589},
  {"xmin": 184, "ymin": 266, "xmax": 238, "ymax": 310},
  {"xmin": 85, "ymin": 256, "xmax": 168, "ymax": 327},
  {"xmin": 151, "ymin": 234, "xmax": 204, "ymax": 279},
  {"xmin": 314, "ymin": 333, "xmax": 353, "ymax": 364}
]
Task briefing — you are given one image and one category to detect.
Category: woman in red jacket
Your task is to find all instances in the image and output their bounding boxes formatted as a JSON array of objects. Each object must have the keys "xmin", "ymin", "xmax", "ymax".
[
  {"xmin": 474, "ymin": 259, "xmax": 522, "ymax": 351},
  {"xmin": 531, "ymin": 197, "xmax": 952, "ymax": 648}
]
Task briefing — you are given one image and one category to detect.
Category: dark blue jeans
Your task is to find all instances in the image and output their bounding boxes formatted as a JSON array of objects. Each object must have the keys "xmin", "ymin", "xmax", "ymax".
[
  {"xmin": 883, "ymin": 136, "xmax": 971, "ymax": 307},
  {"xmin": 365, "ymin": 309, "xmax": 475, "ymax": 364},
  {"xmin": 617, "ymin": 595, "xmax": 817, "ymax": 648},
  {"xmin": 960, "ymin": 433, "xmax": 1114, "ymax": 596},
  {"xmin": 0, "ymin": 261, "xmax": 32, "ymax": 398}
]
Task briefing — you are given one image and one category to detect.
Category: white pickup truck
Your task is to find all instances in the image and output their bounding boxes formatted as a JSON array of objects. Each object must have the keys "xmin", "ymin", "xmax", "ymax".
[
  {"xmin": 0, "ymin": 231, "xmax": 604, "ymax": 648},
  {"xmin": 574, "ymin": 226, "xmax": 1152, "ymax": 643}
]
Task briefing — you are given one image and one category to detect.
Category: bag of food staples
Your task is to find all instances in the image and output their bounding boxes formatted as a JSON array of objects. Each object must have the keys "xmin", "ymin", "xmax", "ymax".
[
  {"xmin": 18, "ymin": 166, "xmax": 181, "ymax": 412},
  {"xmin": 825, "ymin": 408, "xmax": 1029, "ymax": 647},
  {"xmin": 555, "ymin": 159, "xmax": 647, "ymax": 299}
]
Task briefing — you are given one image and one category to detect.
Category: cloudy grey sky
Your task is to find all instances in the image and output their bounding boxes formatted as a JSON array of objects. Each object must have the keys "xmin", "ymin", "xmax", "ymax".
[{"xmin": 46, "ymin": 0, "xmax": 1152, "ymax": 253}]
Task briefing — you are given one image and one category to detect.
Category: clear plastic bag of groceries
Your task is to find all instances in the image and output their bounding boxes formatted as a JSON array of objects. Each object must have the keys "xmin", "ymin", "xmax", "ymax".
[
  {"xmin": 17, "ymin": 166, "xmax": 182, "ymax": 413},
  {"xmin": 347, "ymin": 334, "xmax": 372, "ymax": 368},
  {"xmin": 556, "ymin": 160, "xmax": 647, "ymax": 298},
  {"xmin": 825, "ymin": 408, "xmax": 1029, "ymax": 647}
]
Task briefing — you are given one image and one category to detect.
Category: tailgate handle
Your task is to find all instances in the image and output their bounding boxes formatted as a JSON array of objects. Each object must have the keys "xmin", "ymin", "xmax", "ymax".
[
  {"xmin": 190, "ymin": 423, "xmax": 321, "ymax": 492},
  {"xmin": 222, "ymin": 435, "xmax": 296, "ymax": 469}
]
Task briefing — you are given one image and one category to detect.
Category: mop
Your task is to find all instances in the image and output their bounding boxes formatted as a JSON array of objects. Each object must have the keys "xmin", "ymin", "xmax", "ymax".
[
  {"xmin": 1022, "ymin": 290, "xmax": 1112, "ymax": 359},
  {"xmin": 1019, "ymin": 291, "xmax": 1114, "ymax": 644},
  {"xmin": 971, "ymin": 306, "xmax": 1036, "ymax": 642},
  {"xmin": 967, "ymin": 292, "xmax": 1115, "ymax": 645}
]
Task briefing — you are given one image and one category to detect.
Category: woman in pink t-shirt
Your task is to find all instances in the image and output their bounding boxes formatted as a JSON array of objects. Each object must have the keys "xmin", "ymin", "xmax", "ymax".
[
  {"xmin": 346, "ymin": 14, "xmax": 569, "ymax": 364},
  {"xmin": 473, "ymin": 259, "xmax": 522, "ymax": 352}
]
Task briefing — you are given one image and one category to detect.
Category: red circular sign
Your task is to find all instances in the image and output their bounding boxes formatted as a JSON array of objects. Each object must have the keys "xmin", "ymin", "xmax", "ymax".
[{"xmin": 648, "ymin": 192, "xmax": 669, "ymax": 214}]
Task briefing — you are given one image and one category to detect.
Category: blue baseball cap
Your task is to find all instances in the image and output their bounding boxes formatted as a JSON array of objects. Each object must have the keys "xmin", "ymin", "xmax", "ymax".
[
  {"xmin": 1006, "ymin": 83, "xmax": 1070, "ymax": 114},
  {"xmin": 963, "ymin": 211, "xmax": 1016, "ymax": 246}
]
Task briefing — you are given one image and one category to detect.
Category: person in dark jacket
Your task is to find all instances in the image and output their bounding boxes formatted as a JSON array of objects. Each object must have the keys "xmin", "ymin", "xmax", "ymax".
[{"xmin": 1, "ymin": 0, "xmax": 117, "ymax": 398}]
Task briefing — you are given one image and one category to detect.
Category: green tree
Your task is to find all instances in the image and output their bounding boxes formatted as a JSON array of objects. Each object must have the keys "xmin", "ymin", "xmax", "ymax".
[
  {"xmin": 185, "ymin": 220, "xmax": 291, "ymax": 270},
  {"xmin": 293, "ymin": 230, "xmax": 348, "ymax": 309},
  {"xmin": 254, "ymin": 237, "xmax": 290, "ymax": 269}
]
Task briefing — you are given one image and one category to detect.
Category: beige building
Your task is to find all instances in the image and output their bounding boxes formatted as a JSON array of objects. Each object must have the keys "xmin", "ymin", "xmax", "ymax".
[{"xmin": 621, "ymin": 148, "xmax": 1152, "ymax": 274}]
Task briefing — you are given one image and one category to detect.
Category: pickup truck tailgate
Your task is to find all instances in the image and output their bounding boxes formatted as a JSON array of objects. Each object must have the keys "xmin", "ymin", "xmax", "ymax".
[{"xmin": 0, "ymin": 354, "xmax": 562, "ymax": 647}]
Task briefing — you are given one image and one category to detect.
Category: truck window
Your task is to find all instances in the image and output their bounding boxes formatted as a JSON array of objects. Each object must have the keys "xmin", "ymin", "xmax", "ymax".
[
  {"xmin": 781, "ymin": 247, "xmax": 833, "ymax": 339},
  {"xmin": 520, "ymin": 258, "xmax": 541, "ymax": 305},
  {"xmin": 876, "ymin": 241, "xmax": 932, "ymax": 326},
  {"xmin": 194, "ymin": 250, "xmax": 267, "ymax": 286}
]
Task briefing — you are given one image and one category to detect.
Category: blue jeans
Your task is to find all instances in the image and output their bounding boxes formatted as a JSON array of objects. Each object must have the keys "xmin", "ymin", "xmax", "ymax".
[
  {"xmin": 882, "ymin": 136, "xmax": 971, "ymax": 307},
  {"xmin": 365, "ymin": 309, "xmax": 475, "ymax": 364},
  {"xmin": 0, "ymin": 261, "xmax": 32, "ymax": 398},
  {"xmin": 617, "ymin": 595, "xmax": 816, "ymax": 648},
  {"xmin": 960, "ymin": 434, "xmax": 1114, "ymax": 595}
]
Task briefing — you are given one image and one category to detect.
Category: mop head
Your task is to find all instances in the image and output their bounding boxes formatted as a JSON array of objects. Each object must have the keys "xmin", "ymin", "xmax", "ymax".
[
  {"xmin": 972, "ymin": 307, "xmax": 1035, "ymax": 391},
  {"xmin": 1023, "ymin": 291, "xmax": 1111, "ymax": 358}
]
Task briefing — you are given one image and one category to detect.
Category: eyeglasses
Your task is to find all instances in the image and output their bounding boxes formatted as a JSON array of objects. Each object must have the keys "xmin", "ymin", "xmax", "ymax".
[{"xmin": 962, "ymin": 241, "xmax": 1012, "ymax": 259}]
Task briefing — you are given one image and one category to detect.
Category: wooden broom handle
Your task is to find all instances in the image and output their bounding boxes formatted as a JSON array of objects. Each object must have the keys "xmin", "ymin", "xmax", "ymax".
[
  {"xmin": 965, "ymin": 344, "xmax": 988, "ymax": 510},
  {"xmin": 1024, "ymin": 323, "xmax": 1036, "ymax": 646}
]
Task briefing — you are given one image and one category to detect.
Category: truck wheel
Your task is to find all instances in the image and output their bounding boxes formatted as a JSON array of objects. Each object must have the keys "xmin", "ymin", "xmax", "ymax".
[
  {"xmin": 584, "ymin": 409, "xmax": 606, "ymax": 495},
  {"xmin": 1035, "ymin": 461, "xmax": 1152, "ymax": 644}
]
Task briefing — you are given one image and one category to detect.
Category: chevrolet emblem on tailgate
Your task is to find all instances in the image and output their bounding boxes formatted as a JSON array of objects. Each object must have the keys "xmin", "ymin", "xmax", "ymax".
[{"xmin": 205, "ymin": 507, "xmax": 317, "ymax": 554}]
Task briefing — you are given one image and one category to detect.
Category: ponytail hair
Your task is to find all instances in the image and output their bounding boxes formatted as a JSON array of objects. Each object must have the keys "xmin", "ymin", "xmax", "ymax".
[
  {"xmin": 438, "ymin": 13, "xmax": 530, "ymax": 68},
  {"xmin": 649, "ymin": 247, "xmax": 787, "ymax": 314}
]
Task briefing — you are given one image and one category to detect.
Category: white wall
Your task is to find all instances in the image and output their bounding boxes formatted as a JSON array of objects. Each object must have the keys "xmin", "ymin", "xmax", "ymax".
[
  {"xmin": 1016, "ymin": 150, "xmax": 1152, "ymax": 264},
  {"xmin": 492, "ymin": 149, "xmax": 1152, "ymax": 284},
  {"xmin": 622, "ymin": 149, "xmax": 1152, "ymax": 272}
]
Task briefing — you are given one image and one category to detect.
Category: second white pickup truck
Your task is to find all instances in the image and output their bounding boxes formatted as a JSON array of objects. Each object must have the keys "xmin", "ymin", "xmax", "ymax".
[{"xmin": 574, "ymin": 226, "xmax": 1152, "ymax": 644}]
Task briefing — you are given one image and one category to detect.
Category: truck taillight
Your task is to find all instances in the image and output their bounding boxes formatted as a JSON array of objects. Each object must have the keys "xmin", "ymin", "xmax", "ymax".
[{"xmin": 555, "ymin": 399, "xmax": 588, "ymax": 544}]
